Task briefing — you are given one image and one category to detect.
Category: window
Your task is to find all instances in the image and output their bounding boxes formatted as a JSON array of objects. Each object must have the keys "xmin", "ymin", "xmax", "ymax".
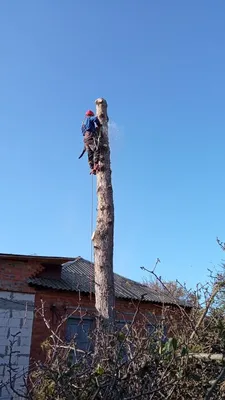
[{"xmin": 66, "ymin": 317, "xmax": 93, "ymax": 352}]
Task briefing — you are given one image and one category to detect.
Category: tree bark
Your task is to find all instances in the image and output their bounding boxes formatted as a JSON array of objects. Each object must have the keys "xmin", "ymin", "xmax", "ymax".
[
  {"xmin": 92, "ymin": 98, "xmax": 115, "ymax": 324},
  {"xmin": 190, "ymin": 284, "xmax": 220, "ymax": 340}
]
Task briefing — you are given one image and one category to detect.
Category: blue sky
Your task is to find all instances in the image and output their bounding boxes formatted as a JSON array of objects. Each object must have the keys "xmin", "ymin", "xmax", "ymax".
[{"xmin": 0, "ymin": 0, "xmax": 225, "ymax": 289}]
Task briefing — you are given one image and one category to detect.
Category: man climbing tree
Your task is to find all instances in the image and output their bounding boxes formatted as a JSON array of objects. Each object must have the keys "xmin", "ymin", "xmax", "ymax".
[
  {"xmin": 80, "ymin": 110, "xmax": 102, "ymax": 175},
  {"xmin": 79, "ymin": 100, "xmax": 115, "ymax": 324}
]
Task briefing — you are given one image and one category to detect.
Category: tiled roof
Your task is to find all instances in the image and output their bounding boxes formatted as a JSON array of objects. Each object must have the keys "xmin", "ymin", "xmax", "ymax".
[{"xmin": 28, "ymin": 257, "xmax": 188, "ymax": 306}]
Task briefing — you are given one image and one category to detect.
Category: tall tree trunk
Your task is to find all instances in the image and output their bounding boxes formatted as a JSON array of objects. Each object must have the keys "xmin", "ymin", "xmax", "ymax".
[{"xmin": 92, "ymin": 98, "xmax": 115, "ymax": 323}]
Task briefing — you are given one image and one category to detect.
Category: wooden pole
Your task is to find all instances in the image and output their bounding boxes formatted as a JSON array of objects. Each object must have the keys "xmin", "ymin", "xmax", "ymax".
[{"xmin": 92, "ymin": 98, "xmax": 115, "ymax": 323}]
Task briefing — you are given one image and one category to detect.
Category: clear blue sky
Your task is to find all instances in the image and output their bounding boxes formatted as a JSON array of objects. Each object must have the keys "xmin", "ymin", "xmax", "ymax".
[{"xmin": 1, "ymin": 0, "xmax": 225, "ymax": 289}]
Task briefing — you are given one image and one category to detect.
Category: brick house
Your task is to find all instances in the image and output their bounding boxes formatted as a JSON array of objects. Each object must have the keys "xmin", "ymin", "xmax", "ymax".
[{"xmin": 0, "ymin": 253, "xmax": 188, "ymax": 399}]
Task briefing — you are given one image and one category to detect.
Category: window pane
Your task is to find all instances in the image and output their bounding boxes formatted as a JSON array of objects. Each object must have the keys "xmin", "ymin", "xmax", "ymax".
[{"xmin": 66, "ymin": 318, "xmax": 93, "ymax": 351}]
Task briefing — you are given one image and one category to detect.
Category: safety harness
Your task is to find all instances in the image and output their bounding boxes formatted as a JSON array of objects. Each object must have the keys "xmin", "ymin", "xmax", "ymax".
[{"xmin": 78, "ymin": 124, "xmax": 102, "ymax": 160}]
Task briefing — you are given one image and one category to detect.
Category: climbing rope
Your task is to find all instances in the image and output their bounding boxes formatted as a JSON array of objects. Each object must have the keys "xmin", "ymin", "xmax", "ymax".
[{"xmin": 90, "ymin": 174, "xmax": 94, "ymax": 300}]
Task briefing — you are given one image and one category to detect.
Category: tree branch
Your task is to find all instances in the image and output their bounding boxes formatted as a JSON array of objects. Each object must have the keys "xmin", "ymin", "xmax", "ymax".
[{"xmin": 205, "ymin": 365, "xmax": 225, "ymax": 400}]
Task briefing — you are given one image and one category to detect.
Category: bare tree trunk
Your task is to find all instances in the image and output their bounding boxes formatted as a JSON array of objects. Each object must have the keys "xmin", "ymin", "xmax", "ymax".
[
  {"xmin": 92, "ymin": 98, "xmax": 115, "ymax": 324},
  {"xmin": 190, "ymin": 284, "xmax": 220, "ymax": 340}
]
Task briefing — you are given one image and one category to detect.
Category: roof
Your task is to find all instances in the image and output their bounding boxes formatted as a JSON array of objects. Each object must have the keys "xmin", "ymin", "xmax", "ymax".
[
  {"xmin": 28, "ymin": 257, "xmax": 190, "ymax": 306},
  {"xmin": 0, "ymin": 253, "xmax": 74, "ymax": 264}
]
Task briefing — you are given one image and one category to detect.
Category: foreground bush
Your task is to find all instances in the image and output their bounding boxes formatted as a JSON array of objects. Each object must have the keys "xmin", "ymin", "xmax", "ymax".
[
  {"xmin": 5, "ymin": 267, "xmax": 225, "ymax": 399},
  {"xmin": 25, "ymin": 301, "xmax": 225, "ymax": 399}
]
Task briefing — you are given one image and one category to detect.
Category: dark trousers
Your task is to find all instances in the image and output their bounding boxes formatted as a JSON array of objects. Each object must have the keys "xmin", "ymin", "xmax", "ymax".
[{"xmin": 84, "ymin": 131, "xmax": 100, "ymax": 170}]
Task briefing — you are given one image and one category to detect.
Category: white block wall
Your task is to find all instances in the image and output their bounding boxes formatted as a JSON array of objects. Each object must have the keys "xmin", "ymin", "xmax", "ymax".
[{"xmin": 0, "ymin": 291, "xmax": 35, "ymax": 400}]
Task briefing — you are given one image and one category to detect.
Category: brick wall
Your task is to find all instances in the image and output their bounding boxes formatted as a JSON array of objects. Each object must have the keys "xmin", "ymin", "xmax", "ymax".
[
  {"xmin": 30, "ymin": 290, "xmax": 95, "ymax": 361},
  {"xmin": 0, "ymin": 260, "xmax": 44, "ymax": 293},
  {"xmin": 30, "ymin": 289, "xmax": 165, "ymax": 362}
]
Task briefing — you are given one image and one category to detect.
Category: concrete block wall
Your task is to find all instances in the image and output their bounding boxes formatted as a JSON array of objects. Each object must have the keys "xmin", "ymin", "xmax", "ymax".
[{"xmin": 0, "ymin": 291, "xmax": 34, "ymax": 400}]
